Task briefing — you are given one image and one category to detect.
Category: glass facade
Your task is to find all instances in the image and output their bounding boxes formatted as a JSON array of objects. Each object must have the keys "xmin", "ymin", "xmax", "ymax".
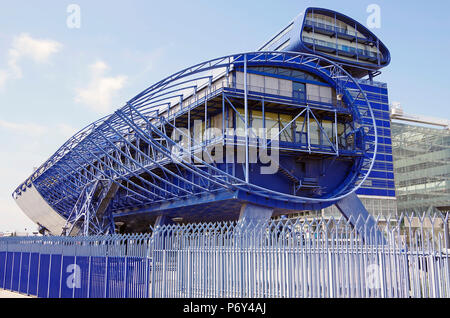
[
  {"xmin": 302, "ymin": 12, "xmax": 381, "ymax": 65},
  {"xmin": 391, "ymin": 122, "xmax": 450, "ymax": 214},
  {"xmin": 353, "ymin": 81, "xmax": 396, "ymax": 199},
  {"xmin": 323, "ymin": 196, "xmax": 398, "ymax": 218},
  {"xmin": 258, "ymin": 8, "xmax": 395, "ymax": 219}
]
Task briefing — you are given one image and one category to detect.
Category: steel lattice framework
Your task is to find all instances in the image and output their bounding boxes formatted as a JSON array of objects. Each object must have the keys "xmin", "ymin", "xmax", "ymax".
[{"xmin": 13, "ymin": 52, "xmax": 377, "ymax": 235}]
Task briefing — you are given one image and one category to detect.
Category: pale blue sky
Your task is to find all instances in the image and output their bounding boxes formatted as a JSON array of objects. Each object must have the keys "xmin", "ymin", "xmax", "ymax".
[{"xmin": 0, "ymin": 0, "xmax": 449, "ymax": 232}]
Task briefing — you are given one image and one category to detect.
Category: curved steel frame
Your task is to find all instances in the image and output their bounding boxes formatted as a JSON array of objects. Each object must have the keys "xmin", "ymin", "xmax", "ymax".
[
  {"xmin": 13, "ymin": 52, "xmax": 377, "ymax": 235},
  {"xmin": 259, "ymin": 7, "xmax": 391, "ymax": 75}
]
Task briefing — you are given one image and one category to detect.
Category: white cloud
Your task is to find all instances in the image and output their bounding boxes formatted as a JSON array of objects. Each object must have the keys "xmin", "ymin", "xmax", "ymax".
[
  {"xmin": 8, "ymin": 33, "xmax": 62, "ymax": 79},
  {"xmin": 75, "ymin": 60, "xmax": 127, "ymax": 114},
  {"xmin": 0, "ymin": 119, "xmax": 79, "ymax": 232},
  {"xmin": 0, "ymin": 119, "xmax": 48, "ymax": 136},
  {"xmin": 0, "ymin": 120, "xmax": 78, "ymax": 154},
  {"xmin": 0, "ymin": 70, "xmax": 8, "ymax": 89},
  {"xmin": 0, "ymin": 197, "xmax": 37, "ymax": 233},
  {"xmin": 56, "ymin": 123, "xmax": 78, "ymax": 138},
  {"xmin": 123, "ymin": 46, "xmax": 167, "ymax": 73},
  {"xmin": 0, "ymin": 33, "xmax": 62, "ymax": 89}
]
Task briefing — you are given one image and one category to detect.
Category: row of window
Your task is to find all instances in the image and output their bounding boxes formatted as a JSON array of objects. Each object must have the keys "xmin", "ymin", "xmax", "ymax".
[
  {"xmin": 189, "ymin": 108, "xmax": 355, "ymax": 151},
  {"xmin": 303, "ymin": 36, "xmax": 378, "ymax": 58}
]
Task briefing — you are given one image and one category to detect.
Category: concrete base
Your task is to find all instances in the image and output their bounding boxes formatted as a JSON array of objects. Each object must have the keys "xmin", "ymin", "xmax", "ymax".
[
  {"xmin": 0, "ymin": 289, "xmax": 32, "ymax": 298},
  {"xmin": 154, "ymin": 215, "xmax": 175, "ymax": 228},
  {"xmin": 151, "ymin": 215, "xmax": 176, "ymax": 247},
  {"xmin": 238, "ymin": 203, "xmax": 273, "ymax": 228},
  {"xmin": 336, "ymin": 193, "xmax": 386, "ymax": 244}
]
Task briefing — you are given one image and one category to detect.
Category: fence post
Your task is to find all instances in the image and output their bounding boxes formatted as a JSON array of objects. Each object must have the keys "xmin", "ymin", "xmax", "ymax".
[
  {"xmin": 58, "ymin": 242, "xmax": 64, "ymax": 299},
  {"xmin": 18, "ymin": 251, "xmax": 22, "ymax": 293},
  {"xmin": 36, "ymin": 248, "xmax": 41, "ymax": 298},
  {"xmin": 27, "ymin": 247, "xmax": 31, "ymax": 296},
  {"xmin": 144, "ymin": 237, "xmax": 150, "ymax": 299},
  {"xmin": 72, "ymin": 254, "xmax": 77, "ymax": 299},
  {"xmin": 328, "ymin": 250, "xmax": 334, "ymax": 298},
  {"xmin": 162, "ymin": 249, "xmax": 166, "ymax": 298},
  {"xmin": 2, "ymin": 214, "xmax": 450, "ymax": 299},
  {"xmin": 104, "ymin": 255, "xmax": 109, "ymax": 298},
  {"xmin": 10, "ymin": 251, "xmax": 15, "ymax": 291},
  {"xmin": 87, "ymin": 255, "xmax": 92, "ymax": 299},
  {"xmin": 188, "ymin": 249, "xmax": 192, "ymax": 298},
  {"xmin": 444, "ymin": 214, "xmax": 450, "ymax": 297},
  {"xmin": 445, "ymin": 215, "xmax": 450, "ymax": 250},
  {"xmin": 123, "ymin": 255, "xmax": 128, "ymax": 298},
  {"xmin": 1, "ymin": 241, "xmax": 7, "ymax": 289}
]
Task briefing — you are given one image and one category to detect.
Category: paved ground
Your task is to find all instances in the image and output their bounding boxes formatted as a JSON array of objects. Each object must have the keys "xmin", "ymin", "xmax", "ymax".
[{"xmin": 0, "ymin": 289, "xmax": 32, "ymax": 298}]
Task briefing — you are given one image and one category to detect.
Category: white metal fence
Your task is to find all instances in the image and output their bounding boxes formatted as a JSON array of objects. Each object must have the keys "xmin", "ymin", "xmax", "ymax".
[{"xmin": 1, "ymin": 213, "xmax": 449, "ymax": 298}]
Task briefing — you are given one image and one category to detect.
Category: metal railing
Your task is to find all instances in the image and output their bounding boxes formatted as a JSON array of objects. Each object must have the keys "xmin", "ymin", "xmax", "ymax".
[
  {"xmin": 303, "ymin": 36, "xmax": 379, "ymax": 59},
  {"xmin": 1, "ymin": 213, "xmax": 449, "ymax": 298},
  {"xmin": 305, "ymin": 19, "xmax": 353, "ymax": 37}
]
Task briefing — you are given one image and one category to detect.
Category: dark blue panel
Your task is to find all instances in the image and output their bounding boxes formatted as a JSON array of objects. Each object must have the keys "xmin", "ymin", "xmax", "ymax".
[
  {"xmin": 126, "ymin": 257, "xmax": 146, "ymax": 298},
  {"xmin": 37, "ymin": 254, "xmax": 50, "ymax": 298},
  {"xmin": 357, "ymin": 188, "xmax": 389, "ymax": 196},
  {"xmin": 4, "ymin": 252, "xmax": 13, "ymax": 290},
  {"xmin": 356, "ymin": 188, "xmax": 370, "ymax": 195},
  {"xmin": 28, "ymin": 253, "xmax": 40, "ymax": 296},
  {"xmin": 48, "ymin": 254, "xmax": 62, "ymax": 298},
  {"xmin": 369, "ymin": 171, "xmax": 387, "ymax": 179},
  {"xmin": 60, "ymin": 256, "xmax": 75, "ymax": 298},
  {"xmin": 376, "ymin": 119, "xmax": 388, "ymax": 127},
  {"xmin": 375, "ymin": 189, "xmax": 389, "ymax": 196},
  {"xmin": 0, "ymin": 251, "xmax": 5, "ymax": 289},
  {"xmin": 19, "ymin": 252, "xmax": 30, "ymax": 294},
  {"xmin": 74, "ymin": 256, "xmax": 89, "ymax": 298},
  {"xmin": 107, "ymin": 257, "xmax": 125, "ymax": 298},
  {"xmin": 89, "ymin": 257, "xmax": 106, "ymax": 298},
  {"xmin": 11, "ymin": 252, "xmax": 21, "ymax": 292},
  {"xmin": 370, "ymin": 103, "xmax": 383, "ymax": 110}
]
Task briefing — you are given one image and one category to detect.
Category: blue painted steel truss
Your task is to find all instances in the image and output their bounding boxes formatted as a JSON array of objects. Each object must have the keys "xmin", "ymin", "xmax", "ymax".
[{"xmin": 13, "ymin": 52, "xmax": 377, "ymax": 235}]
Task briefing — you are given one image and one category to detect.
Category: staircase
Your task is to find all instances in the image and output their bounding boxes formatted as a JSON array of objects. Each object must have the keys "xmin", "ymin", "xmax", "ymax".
[{"xmin": 278, "ymin": 163, "xmax": 321, "ymax": 195}]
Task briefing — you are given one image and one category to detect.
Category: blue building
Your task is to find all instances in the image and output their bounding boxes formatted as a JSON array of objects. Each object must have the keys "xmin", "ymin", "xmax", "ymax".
[
  {"xmin": 12, "ymin": 8, "xmax": 394, "ymax": 235},
  {"xmin": 259, "ymin": 8, "xmax": 397, "ymax": 217}
]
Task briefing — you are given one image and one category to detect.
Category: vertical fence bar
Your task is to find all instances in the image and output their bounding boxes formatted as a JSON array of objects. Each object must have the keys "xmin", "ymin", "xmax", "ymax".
[{"xmin": 1, "ymin": 214, "xmax": 450, "ymax": 299}]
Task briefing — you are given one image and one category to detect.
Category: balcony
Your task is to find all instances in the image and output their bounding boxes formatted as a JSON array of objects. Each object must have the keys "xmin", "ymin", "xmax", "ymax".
[
  {"xmin": 304, "ymin": 19, "xmax": 378, "ymax": 46},
  {"xmin": 304, "ymin": 19, "xmax": 338, "ymax": 37},
  {"xmin": 303, "ymin": 37, "xmax": 380, "ymax": 63}
]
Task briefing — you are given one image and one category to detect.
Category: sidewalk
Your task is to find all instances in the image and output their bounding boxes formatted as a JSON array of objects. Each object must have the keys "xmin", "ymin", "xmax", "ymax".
[{"xmin": 0, "ymin": 289, "xmax": 32, "ymax": 298}]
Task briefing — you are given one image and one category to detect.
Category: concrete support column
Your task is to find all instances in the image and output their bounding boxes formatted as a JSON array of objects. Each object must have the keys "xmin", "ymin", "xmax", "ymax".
[
  {"xmin": 238, "ymin": 203, "xmax": 273, "ymax": 228},
  {"xmin": 151, "ymin": 215, "xmax": 176, "ymax": 248},
  {"xmin": 236, "ymin": 203, "xmax": 273, "ymax": 250},
  {"xmin": 154, "ymin": 215, "xmax": 175, "ymax": 229}
]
